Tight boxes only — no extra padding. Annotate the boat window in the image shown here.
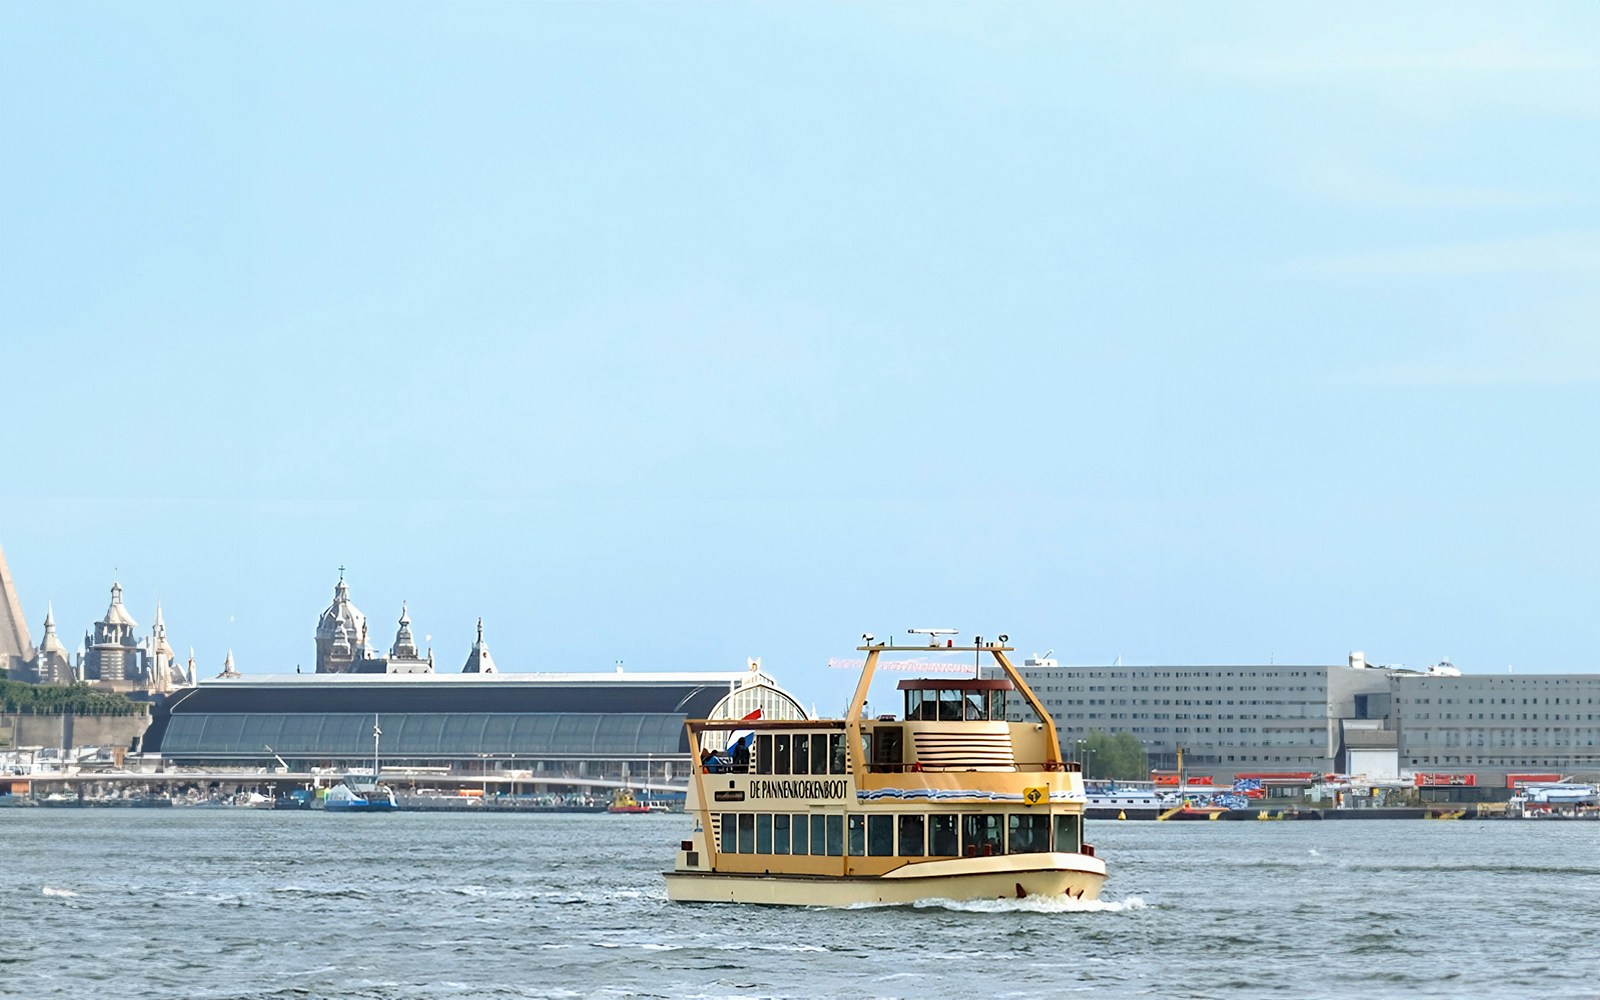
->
[829,734,847,775]
[1054,813,1082,853]
[773,813,791,854]
[897,814,925,857]
[870,726,904,771]
[757,734,773,775]
[756,814,772,854]
[793,734,810,775]
[937,691,963,722]
[962,814,1004,857]
[737,812,755,854]
[909,689,942,720]
[811,814,828,856]
[988,690,1007,720]
[965,691,986,720]
[847,815,866,856]
[811,734,828,775]
[929,814,959,856]
[1008,813,1050,854]
[790,812,808,855]
[774,734,791,774]
[867,814,894,856]
[825,814,844,856]
[720,813,737,855]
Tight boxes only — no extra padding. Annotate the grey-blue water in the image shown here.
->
[2,811,1596,999]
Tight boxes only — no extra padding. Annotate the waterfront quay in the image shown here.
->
[3,766,688,810]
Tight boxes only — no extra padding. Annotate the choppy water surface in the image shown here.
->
[3,811,1597,998]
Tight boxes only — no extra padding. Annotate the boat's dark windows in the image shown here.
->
[829,734,847,775]
[773,813,791,855]
[965,691,986,720]
[720,814,737,855]
[756,814,772,854]
[906,689,926,720]
[811,814,828,855]
[870,726,904,770]
[938,690,962,722]
[847,814,866,856]
[757,734,774,775]
[898,814,926,857]
[825,814,844,856]
[811,734,828,775]
[793,734,810,775]
[929,814,959,856]
[1008,812,1050,853]
[867,814,894,856]
[1054,813,1082,853]
[774,734,791,774]
[988,690,1007,720]
[962,814,1004,856]
[737,812,756,854]
[791,812,809,855]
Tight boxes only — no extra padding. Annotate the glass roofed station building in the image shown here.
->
[141,575,806,790]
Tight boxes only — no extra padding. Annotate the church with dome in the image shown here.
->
[313,572,494,674]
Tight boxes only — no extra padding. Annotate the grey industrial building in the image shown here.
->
[1002,655,1600,784]
[1390,672,1600,775]
[1002,655,1395,777]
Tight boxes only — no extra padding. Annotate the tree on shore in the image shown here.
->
[1071,730,1148,780]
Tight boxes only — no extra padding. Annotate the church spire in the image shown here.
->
[390,602,420,660]
[0,542,33,665]
[461,617,498,674]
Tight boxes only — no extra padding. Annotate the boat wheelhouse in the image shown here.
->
[664,634,1106,906]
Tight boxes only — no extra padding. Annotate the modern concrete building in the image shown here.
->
[1390,672,1600,779]
[999,654,1395,779]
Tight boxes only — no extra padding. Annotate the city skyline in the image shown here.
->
[3,3,1597,713]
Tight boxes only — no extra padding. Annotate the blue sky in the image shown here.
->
[2,2,1596,710]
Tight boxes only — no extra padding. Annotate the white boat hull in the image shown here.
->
[665,851,1106,906]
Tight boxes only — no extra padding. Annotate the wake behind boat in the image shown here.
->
[664,631,1107,906]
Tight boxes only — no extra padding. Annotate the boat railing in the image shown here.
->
[863,759,1081,774]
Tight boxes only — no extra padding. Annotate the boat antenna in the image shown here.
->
[373,714,382,777]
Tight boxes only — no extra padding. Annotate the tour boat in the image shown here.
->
[664,633,1106,906]
[607,788,653,814]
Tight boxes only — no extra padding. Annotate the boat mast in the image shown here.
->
[373,714,381,777]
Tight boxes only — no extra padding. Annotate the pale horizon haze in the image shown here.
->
[2,2,1597,710]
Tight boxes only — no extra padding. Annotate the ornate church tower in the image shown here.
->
[385,603,433,673]
[25,604,73,684]
[315,571,368,673]
[83,581,145,682]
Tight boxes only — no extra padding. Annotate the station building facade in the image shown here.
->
[145,666,805,787]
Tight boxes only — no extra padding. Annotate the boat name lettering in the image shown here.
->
[749,779,848,800]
